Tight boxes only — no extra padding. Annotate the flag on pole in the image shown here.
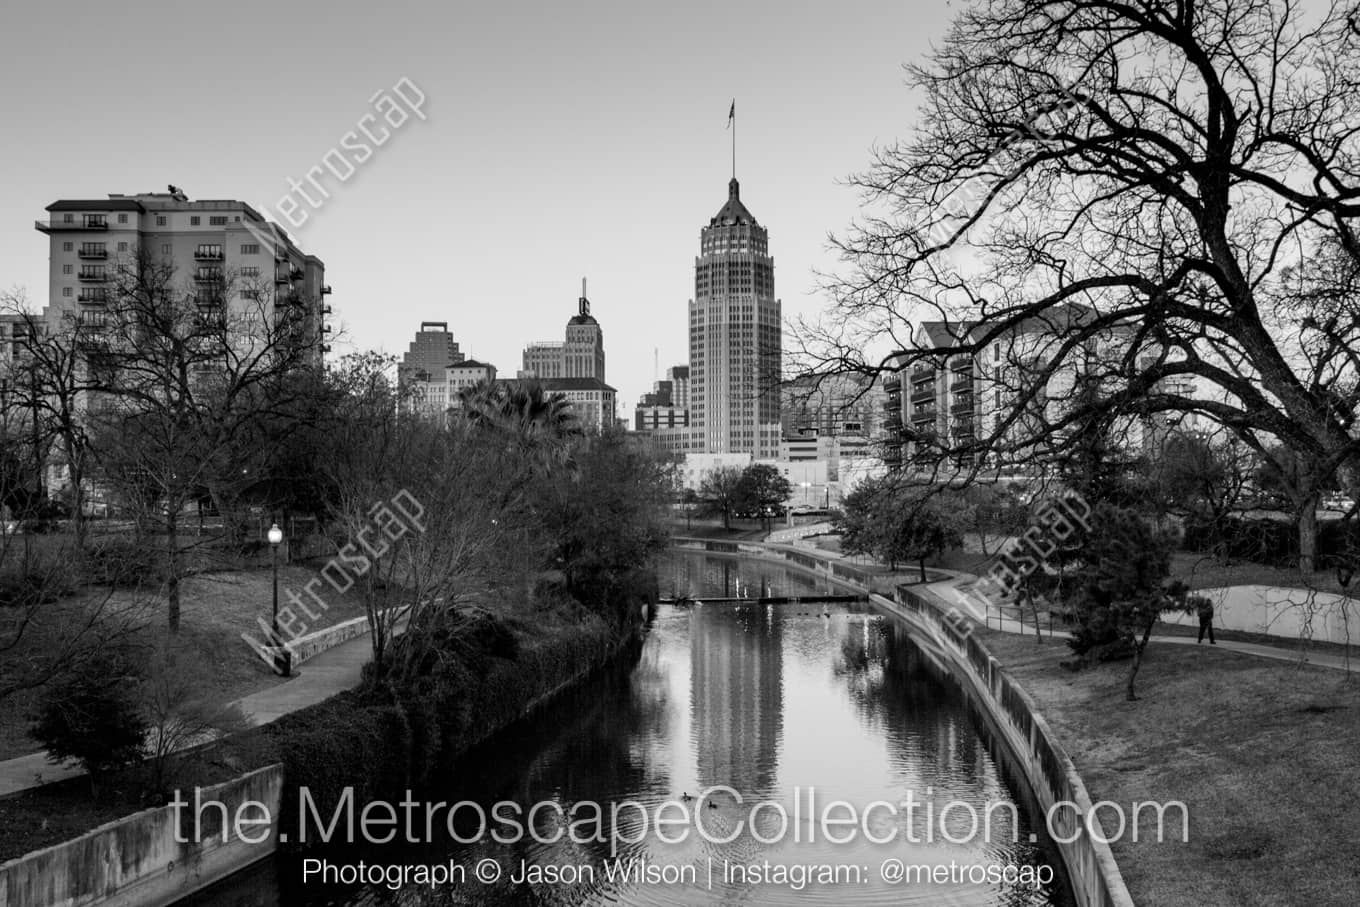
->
[727,100,735,129]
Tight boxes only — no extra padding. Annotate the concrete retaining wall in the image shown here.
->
[0,764,284,907]
[286,614,372,665]
[1161,584,1360,645]
[670,538,1132,907]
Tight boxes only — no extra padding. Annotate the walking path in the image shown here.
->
[779,537,1360,673]
[0,632,375,798]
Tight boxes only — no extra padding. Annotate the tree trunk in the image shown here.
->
[166,509,180,633]
[1126,620,1157,701]
[1299,502,1318,574]
[1126,644,1144,701]
[918,558,927,583]
[1026,586,1042,642]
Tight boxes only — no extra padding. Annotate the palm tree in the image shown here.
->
[458,379,579,472]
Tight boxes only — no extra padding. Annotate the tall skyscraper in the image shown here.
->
[689,179,781,457]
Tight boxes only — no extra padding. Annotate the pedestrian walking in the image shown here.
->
[1194,595,1216,645]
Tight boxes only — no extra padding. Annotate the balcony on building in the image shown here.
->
[883,374,901,393]
[951,395,974,414]
[194,269,223,283]
[77,268,107,282]
[910,384,935,405]
[320,285,332,295]
[77,245,108,259]
[911,361,935,378]
[194,247,224,261]
[36,215,108,232]
[950,370,974,392]
[77,289,108,304]
[289,266,305,281]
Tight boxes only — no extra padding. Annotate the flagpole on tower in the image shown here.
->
[727,99,736,179]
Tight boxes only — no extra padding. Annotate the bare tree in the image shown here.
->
[88,247,323,631]
[800,0,1360,570]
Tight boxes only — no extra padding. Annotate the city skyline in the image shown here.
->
[0,0,943,412]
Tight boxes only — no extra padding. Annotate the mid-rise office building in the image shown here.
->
[521,280,606,382]
[540,376,616,433]
[400,321,465,386]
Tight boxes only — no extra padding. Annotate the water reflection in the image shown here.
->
[185,557,1072,907]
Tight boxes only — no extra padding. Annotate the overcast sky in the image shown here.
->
[0,0,947,410]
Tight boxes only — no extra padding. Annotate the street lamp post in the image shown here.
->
[267,522,289,676]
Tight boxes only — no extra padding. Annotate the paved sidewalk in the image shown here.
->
[0,632,375,798]
[922,571,1359,672]
[773,536,1360,674]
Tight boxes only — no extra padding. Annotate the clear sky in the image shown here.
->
[0,0,945,410]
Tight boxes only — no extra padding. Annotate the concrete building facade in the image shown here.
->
[35,190,329,363]
[521,281,606,382]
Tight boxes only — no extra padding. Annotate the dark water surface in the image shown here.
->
[183,550,1073,906]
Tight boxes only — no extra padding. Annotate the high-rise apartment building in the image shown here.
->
[34,190,329,361]
[688,179,781,457]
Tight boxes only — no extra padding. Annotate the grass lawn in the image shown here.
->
[981,629,1360,906]
[1171,552,1353,596]
[0,563,370,762]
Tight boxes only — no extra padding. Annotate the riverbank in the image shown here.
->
[0,585,634,875]
[979,629,1360,907]
[692,537,1360,906]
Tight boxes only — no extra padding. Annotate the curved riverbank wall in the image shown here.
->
[671,538,1133,907]
[0,765,283,907]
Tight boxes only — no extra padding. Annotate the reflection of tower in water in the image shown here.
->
[689,603,783,799]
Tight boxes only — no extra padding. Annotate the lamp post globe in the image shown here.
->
[267,522,289,676]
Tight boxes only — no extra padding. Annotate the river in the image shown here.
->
[182,549,1073,906]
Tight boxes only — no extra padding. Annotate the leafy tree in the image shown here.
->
[837,476,962,581]
[534,430,675,629]
[30,647,146,796]
[698,465,745,530]
[1063,504,1189,700]
[734,463,793,531]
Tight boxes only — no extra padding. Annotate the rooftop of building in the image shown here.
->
[709,178,759,228]
[539,377,617,393]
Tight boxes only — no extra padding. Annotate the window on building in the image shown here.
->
[241,244,260,255]
[156,215,167,226]
[62,287,72,297]
[161,243,172,255]
[63,213,74,224]
[209,216,228,226]
[62,264,73,275]
[117,213,128,224]
[63,241,73,252]
[190,216,200,226]
[117,242,128,252]
[241,266,260,278]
